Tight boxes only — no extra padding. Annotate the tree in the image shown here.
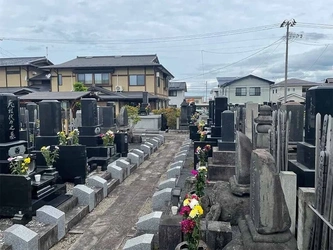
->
[71,82,88,117]
[123,105,141,142]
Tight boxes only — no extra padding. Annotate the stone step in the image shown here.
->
[65,205,89,233]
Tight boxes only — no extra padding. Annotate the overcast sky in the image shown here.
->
[1,0,333,97]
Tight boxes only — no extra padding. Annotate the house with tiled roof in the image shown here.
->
[271,78,320,103]
[42,54,174,112]
[0,56,53,94]
[168,81,187,107]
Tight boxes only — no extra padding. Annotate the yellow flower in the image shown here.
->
[21,170,25,173]
[24,158,31,164]
[41,146,46,150]
[198,166,207,172]
[21,162,25,167]
[194,205,203,215]
[189,208,198,218]
[183,198,190,206]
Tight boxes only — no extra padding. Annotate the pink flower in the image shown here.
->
[191,170,198,176]
[191,194,199,200]
[179,206,191,216]
[7,157,13,161]
[180,219,196,234]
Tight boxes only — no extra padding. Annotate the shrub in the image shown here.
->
[152,107,180,129]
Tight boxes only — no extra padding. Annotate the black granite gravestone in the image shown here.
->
[208,100,214,125]
[190,102,196,115]
[218,110,236,151]
[26,102,38,122]
[288,86,333,188]
[211,97,228,137]
[101,106,115,129]
[35,100,61,150]
[0,94,28,174]
[179,99,189,130]
[139,92,149,115]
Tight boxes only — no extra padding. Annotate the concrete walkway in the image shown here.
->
[51,133,186,250]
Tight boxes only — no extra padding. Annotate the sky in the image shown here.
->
[1,0,333,97]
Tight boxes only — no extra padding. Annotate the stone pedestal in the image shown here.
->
[208,147,235,181]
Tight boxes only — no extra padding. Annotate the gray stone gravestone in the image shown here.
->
[230,131,252,196]
[179,99,189,129]
[218,110,236,151]
[117,106,129,127]
[250,149,291,234]
[280,102,304,143]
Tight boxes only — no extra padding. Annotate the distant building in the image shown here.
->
[270,78,320,103]
[185,95,204,104]
[168,81,187,107]
[217,74,274,104]
[210,87,219,99]
[0,56,53,95]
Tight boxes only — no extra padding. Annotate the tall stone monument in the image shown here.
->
[179,99,189,130]
[211,97,228,138]
[0,94,27,174]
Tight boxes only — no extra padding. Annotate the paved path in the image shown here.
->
[51,134,186,250]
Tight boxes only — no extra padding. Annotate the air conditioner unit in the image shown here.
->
[156,72,160,78]
[115,85,123,92]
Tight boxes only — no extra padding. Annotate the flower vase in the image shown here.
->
[175,240,210,250]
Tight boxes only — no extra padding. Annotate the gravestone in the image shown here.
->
[250,149,291,234]
[106,102,116,124]
[288,86,333,188]
[117,106,129,127]
[230,131,252,196]
[139,92,149,115]
[208,100,214,125]
[0,94,27,173]
[211,97,228,137]
[26,102,38,122]
[218,110,236,151]
[81,98,98,127]
[100,106,115,129]
[245,102,259,140]
[280,102,304,142]
[35,100,62,150]
[179,99,189,130]
[190,102,196,115]
[253,105,272,149]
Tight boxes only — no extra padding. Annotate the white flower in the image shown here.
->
[189,198,199,209]
[198,166,207,171]
[55,146,59,150]
[16,156,24,160]
[46,146,50,150]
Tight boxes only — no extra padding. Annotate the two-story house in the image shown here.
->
[0,57,53,95]
[217,74,274,104]
[42,54,173,112]
[270,78,320,103]
[168,81,187,107]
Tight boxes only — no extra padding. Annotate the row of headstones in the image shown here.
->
[123,139,191,250]
[107,135,164,183]
[2,174,109,250]
[2,135,165,250]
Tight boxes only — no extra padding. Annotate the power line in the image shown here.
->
[173,37,283,81]
[307,44,329,70]
[0,24,280,45]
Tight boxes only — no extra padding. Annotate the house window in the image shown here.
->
[58,74,63,86]
[293,88,295,91]
[169,90,177,96]
[288,88,290,92]
[249,87,261,96]
[235,87,247,96]
[94,73,109,85]
[129,75,145,86]
[77,73,93,84]
[157,78,160,87]
[272,90,274,94]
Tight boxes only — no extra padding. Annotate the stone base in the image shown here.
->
[208,159,235,182]
[179,125,188,130]
[256,133,269,148]
[288,160,314,188]
[211,147,235,165]
[296,141,315,169]
[237,215,297,250]
[229,175,250,196]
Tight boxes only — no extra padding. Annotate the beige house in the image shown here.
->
[0,57,53,94]
[43,54,173,112]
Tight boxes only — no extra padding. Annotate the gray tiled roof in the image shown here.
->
[19,91,92,100]
[273,78,320,87]
[217,77,238,87]
[0,87,38,94]
[44,55,159,68]
[169,81,187,91]
[0,57,47,67]
[99,91,168,101]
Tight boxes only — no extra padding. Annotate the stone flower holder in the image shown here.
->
[175,240,210,250]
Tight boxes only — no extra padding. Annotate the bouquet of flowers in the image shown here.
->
[40,146,59,167]
[191,112,199,123]
[145,104,151,114]
[101,130,115,146]
[68,129,80,145]
[191,166,208,197]
[57,129,80,145]
[199,131,207,141]
[197,120,205,132]
[195,145,211,166]
[8,154,34,175]
[179,194,204,250]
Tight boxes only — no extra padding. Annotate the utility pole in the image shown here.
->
[280,19,296,103]
[201,50,207,102]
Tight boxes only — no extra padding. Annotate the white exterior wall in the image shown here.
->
[168,90,185,107]
[270,86,303,103]
[221,77,271,104]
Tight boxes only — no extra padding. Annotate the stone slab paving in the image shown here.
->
[51,133,186,250]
